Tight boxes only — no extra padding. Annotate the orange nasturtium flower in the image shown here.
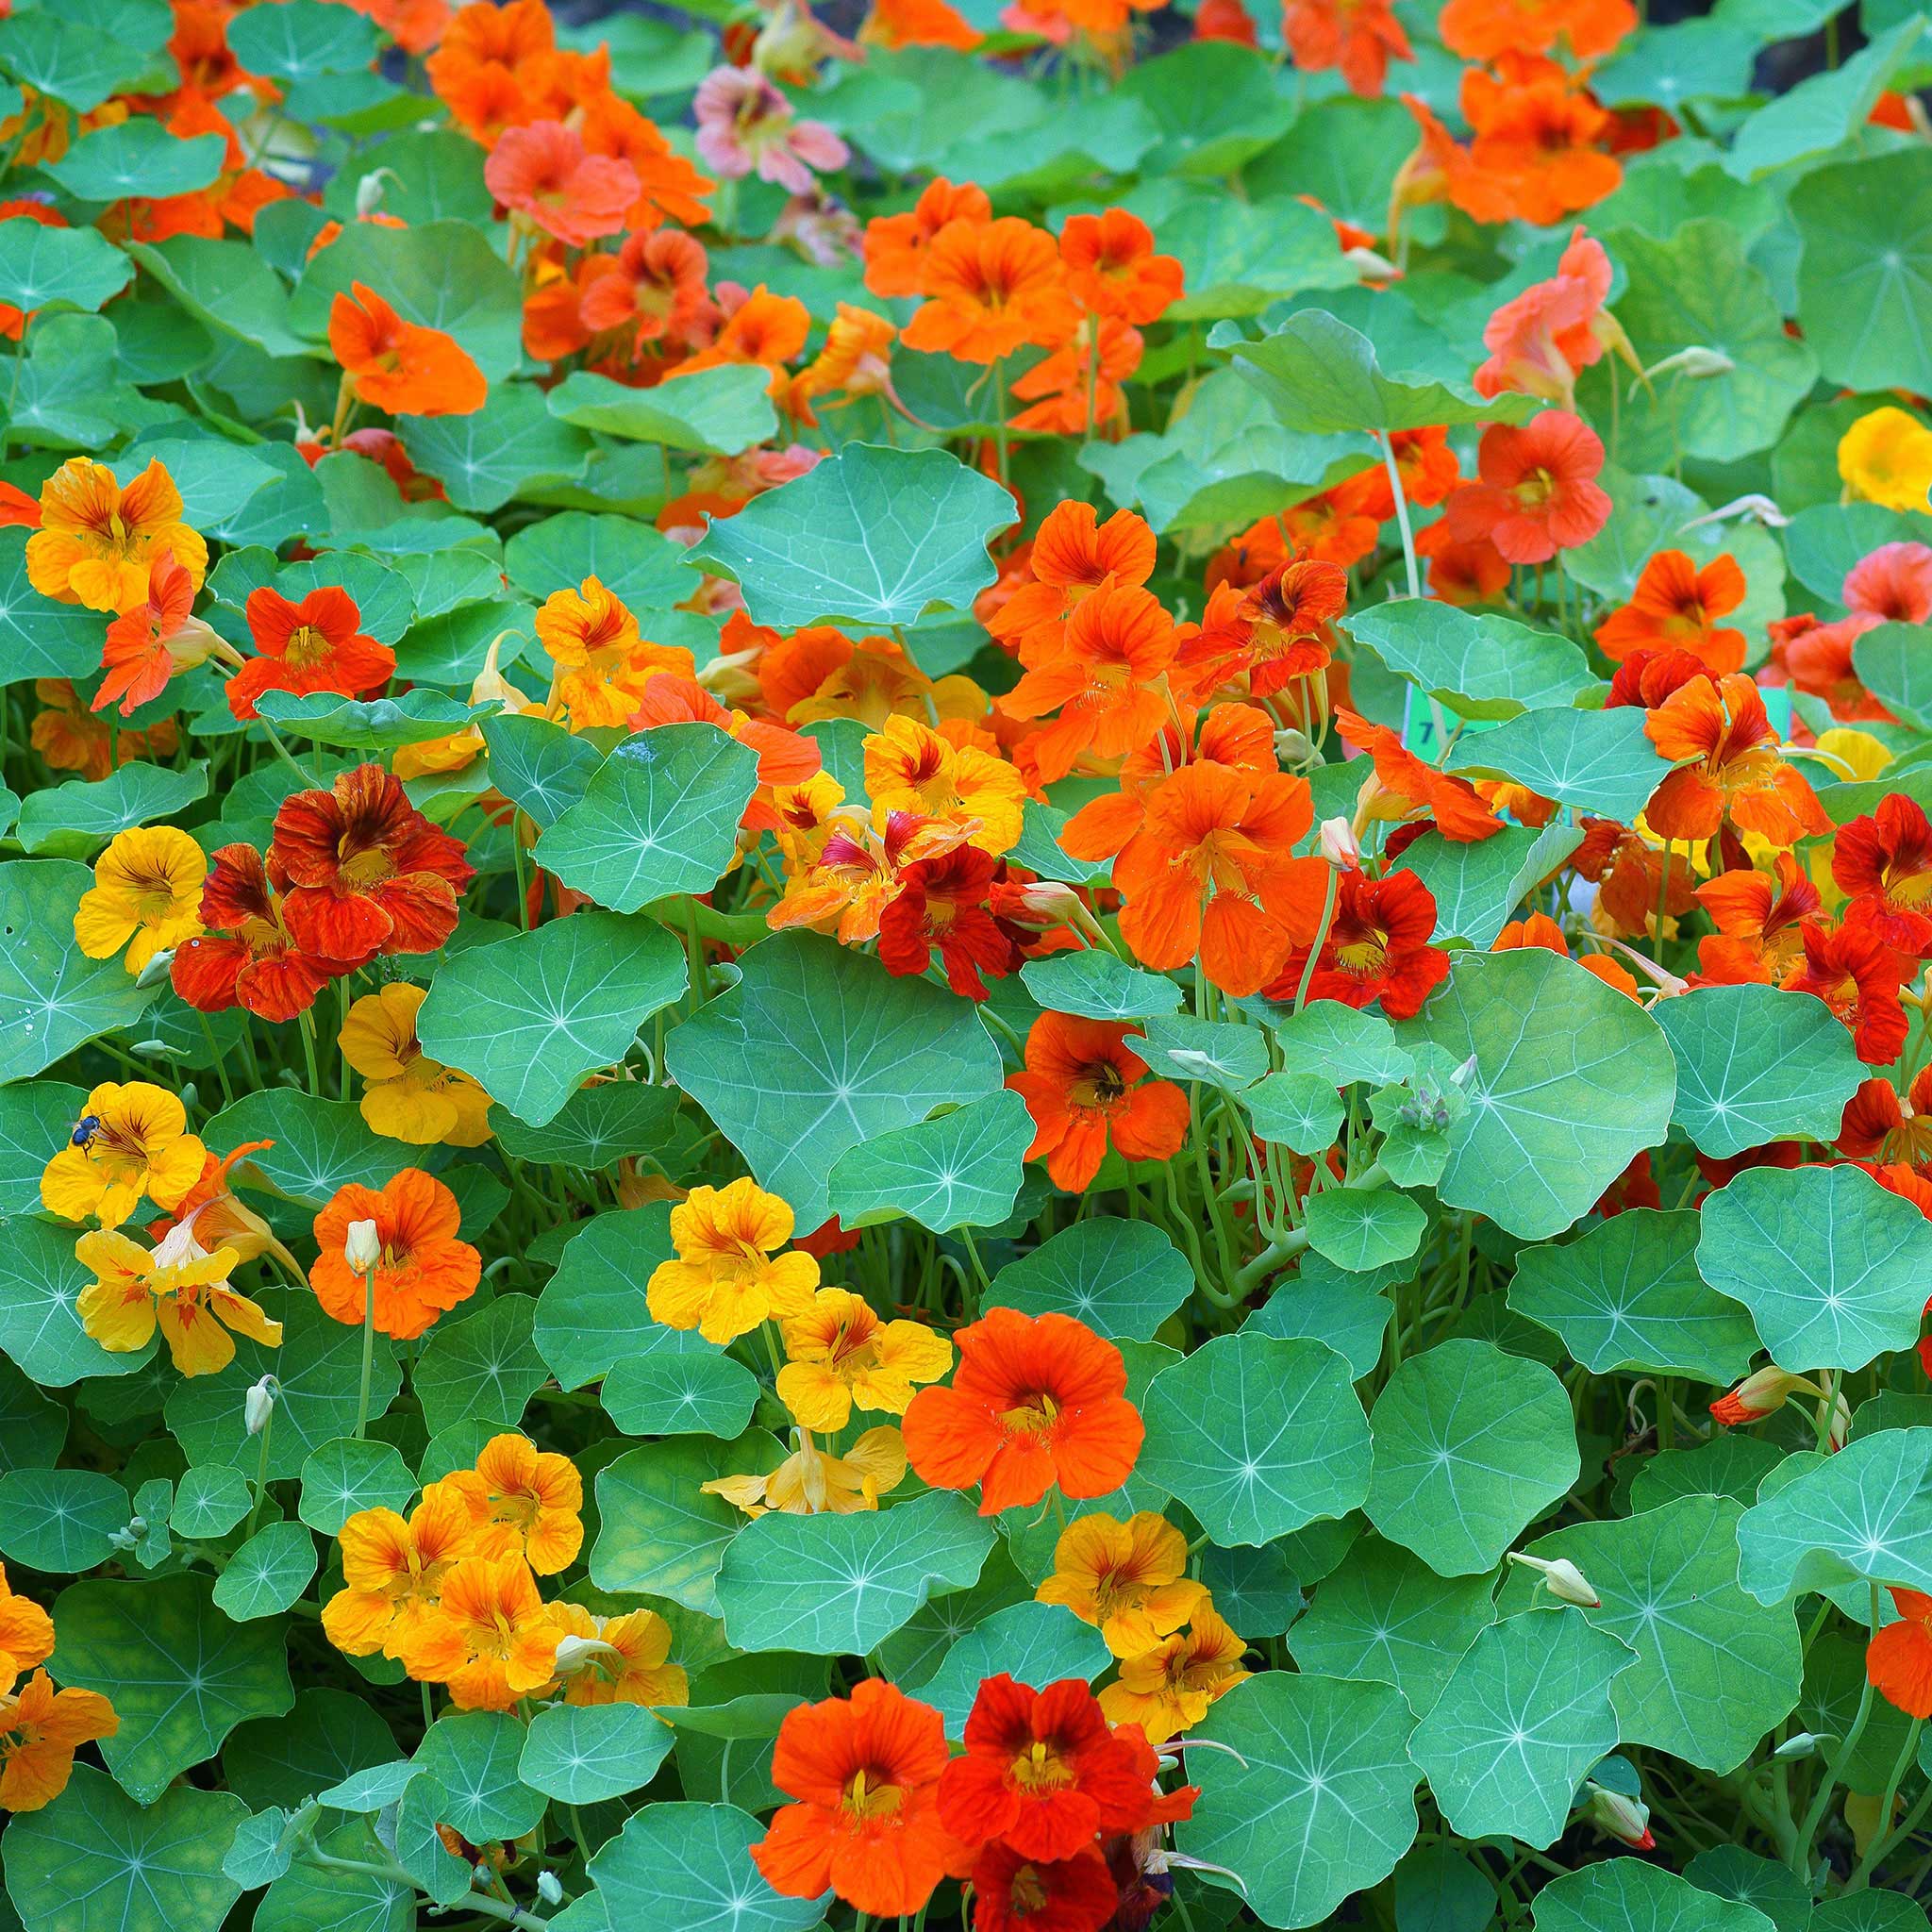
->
[647,1176,822,1343]
[1007,1012,1191,1192]
[75,1217,282,1375]
[445,1432,584,1575]
[339,982,492,1148]
[1098,1604,1252,1742]
[1642,673,1830,845]
[0,1672,118,1813]
[775,1289,954,1431]
[1036,1510,1208,1657]
[989,501,1158,662]
[41,1081,207,1229]
[1594,550,1748,673]
[533,575,697,730]
[397,1554,563,1712]
[72,825,207,975]
[0,1565,54,1688]
[768,806,972,943]
[329,281,488,417]
[322,1481,480,1658]
[1438,0,1635,60]
[753,1680,959,1918]
[1334,708,1505,843]
[550,1605,688,1708]
[1868,1589,1932,1718]
[1280,0,1413,97]
[25,457,208,615]
[902,1306,1145,1514]
[863,176,992,297]
[310,1169,483,1341]
[93,550,227,718]
[483,118,639,248]
[706,1426,909,1517]
[900,217,1077,363]
[862,715,1026,857]
[226,584,396,722]
[1058,208,1184,324]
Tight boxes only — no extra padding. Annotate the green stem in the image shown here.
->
[244,1402,274,1538]
[1790,1585,1884,1875]
[354,1263,378,1439]
[1293,869,1342,1012]
[1375,429,1422,601]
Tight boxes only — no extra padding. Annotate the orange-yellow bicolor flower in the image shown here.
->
[1097,1604,1251,1742]
[776,1289,954,1432]
[1035,1510,1208,1658]
[339,981,492,1147]
[322,1480,481,1658]
[704,1427,908,1517]
[444,1431,584,1575]
[72,826,207,974]
[646,1176,821,1343]
[0,1671,117,1812]
[862,714,1025,858]
[25,458,207,615]
[551,1605,690,1708]
[75,1217,281,1376]
[397,1553,563,1712]
[41,1082,207,1229]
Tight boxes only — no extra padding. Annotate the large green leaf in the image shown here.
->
[0,1766,247,1932]
[1737,1425,1932,1604]
[1408,1608,1636,1848]
[910,1599,1110,1732]
[604,1325,758,1439]
[0,1467,131,1572]
[45,120,224,201]
[0,1216,155,1389]
[1724,17,1922,177]
[1655,984,1867,1157]
[533,1205,676,1389]
[546,366,779,456]
[825,1091,1030,1233]
[1698,1161,1932,1372]
[418,911,687,1127]
[713,1489,995,1653]
[519,1702,676,1805]
[1176,1673,1419,1931]
[986,1216,1192,1341]
[416,1712,547,1841]
[1446,707,1670,823]
[397,382,592,511]
[1506,1494,1800,1774]
[1140,1334,1371,1547]
[1507,1208,1759,1382]
[691,443,1017,629]
[50,1576,292,1803]
[1792,147,1932,396]
[1396,951,1677,1241]
[1535,1861,1776,1932]
[412,1294,547,1439]
[0,217,130,315]
[1399,824,1585,952]
[534,725,759,914]
[667,932,1004,1233]
[1285,1535,1495,1717]
[1210,309,1540,435]
[225,0,379,79]
[0,527,102,679]
[1345,604,1591,721]
[17,760,210,859]
[0,859,158,1079]
[1366,1340,1579,1577]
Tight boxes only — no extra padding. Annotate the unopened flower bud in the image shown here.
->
[244,1375,279,1438]
[551,1634,621,1675]
[1316,817,1359,870]
[355,166,393,217]
[537,1872,564,1907]
[1581,1783,1653,1849]
[135,950,176,988]
[1507,1551,1600,1607]
[1645,344,1735,383]
[1272,727,1315,767]
[344,1219,382,1274]
[989,879,1081,929]
[1774,1732,1823,1760]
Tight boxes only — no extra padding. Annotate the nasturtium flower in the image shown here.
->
[33,676,178,781]
[692,65,849,195]
[903,1307,1143,1515]
[753,1680,960,1917]
[72,825,207,974]
[1642,673,1829,845]
[972,1842,1118,1932]
[532,575,697,730]
[75,1217,281,1376]
[0,1565,54,1690]
[329,281,487,417]
[550,1606,688,1708]
[339,982,492,1147]
[447,1432,583,1575]
[1443,410,1611,565]
[1839,1071,1932,1167]
[863,176,992,298]
[900,217,1076,364]
[25,457,207,615]
[1058,208,1183,324]
[705,1426,908,1516]
[397,1554,561,1711]
[322,1481,480,1658]
[0,1672,117,1813]
[876,848,1018,1000]
[768,805,973,946]
[484,118,639,247]
[1176,559,1347,700]
[1693,852,1819,984]
[41,1082,206,1229]
[1334,708,1503,843]
[775,1288,954,1431]
[988,501,1158,663]
[647,1176,821,1344]
[1008,1013,1191,1194]
[172,843,355,1024]
[1265,867,1451,1021]
[1833,791,1932,958]
[226,584,396,722]
[93,550,225,718]
[1840,407,1932,514]
[1868,1590,1932,1717]
[1782,921,1911,1067]
[310,1169,482,1341]
[1280,0,1412,96]
[1098,1605,1251,1742]
[1594,549,1748,674]
[1036,1511,1208,1659]
[863,714,1026,857]
[937,1674,1161,1861]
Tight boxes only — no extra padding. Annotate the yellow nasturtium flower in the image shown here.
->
[338,981,492,1147]
[25,457,207,615]
[1036,1510,1208,1657]
[703,1426,908,1517]
[72,824,206,974]
[75,1218,282,1376]
[40,1082,206,1228]
[1097,1603,1252,1742]
[646,1176,820,1343]
[1838,406,1932,514]
[775,1288,953,1431]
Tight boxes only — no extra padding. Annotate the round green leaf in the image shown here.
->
[1366,1340,1579,1577]
[1241,1070,1345,1156]
[825,1090,1029,1233]
[1175,1672,1420,1930]
[667,932,1003,1234]
[1396,950,1677,1241]
[561,1802,824,1932]
[691,443,1017,629]
[17,760,210,859]
[0,1467,128,1573]
[909,1600,1109,1732]
[1019,951,1182,1023]
[44,121,225,201]
[546,365,779,458]
[417,1711,548,1841]
[520,1702,676,1804]
[1249,1260,1394,1378]
[0,218,130,314]
[224,0,378,78]
[1685,1846,1813,1932]
[604,1325,759,1439]
[50,1575,292,1802]
[172,1464,253,1540]
[714,1488,995,1654]
[1140,1333,1371,1546]
[1698,1161,1932,1372]
[1304,1187,1427,1273]
[1655,984,1866,1157]
[211,1520,318,1622]
[1507,1207,1759,1382]
[413,1293,547,1440]
[0,1765,246,1932]
[1286,1534,1496,1717]
[1533,1861,1775,1932]
[987,1216,1192,1342]
[0,1215,155,1388]
[418,910,687,1128]
[298,1436,414,1535]
[1447,708,1669,824]
[253,1822,413,1932]
[1408,1608,1636,1848]
[1344,604,1591,723]
[398,382,592,511]
[503,509,697,608]
[534,1205,676,1390]
[493,1082,680,1169]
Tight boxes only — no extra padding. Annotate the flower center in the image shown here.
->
[1008,1740,1075,1791]
[285,625,332,669]
[842,1767,905,1821]
[1071,1060,1126,1109]
[1009,1865,1050,1915]
[1000,1392,1061,1437]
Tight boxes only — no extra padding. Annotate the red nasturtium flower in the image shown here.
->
[903,1307,1144,1514]
[1006,1013,1191,1192]
[226,585,396,721]
[172,844,355,1023]
[1593,549,1749,673]
[270,764,475,965]
[1780,921,1911,1068]
[753,1680,962,1915]
[973,1841,1119,1932]
[1176,558,1348,698]
[876,848,1016,998]
[310,1168,482,1341]
[329,281,488,417]
[1445,410,1610,564]
[1838,1071,1932,1166]
[1265,867,1451,1019]
[1334,708,1505,842]
[1834,791,1932,958]
[1868,1590,1932,1718]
